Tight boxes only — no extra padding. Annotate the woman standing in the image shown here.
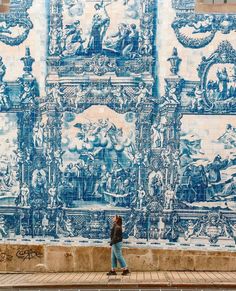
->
[107,215,130,276]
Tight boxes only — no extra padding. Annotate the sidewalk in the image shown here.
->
[1,272,236,289]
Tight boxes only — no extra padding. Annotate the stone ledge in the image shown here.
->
[0,244,236,272]
[0,0,10,13]
[195,3,236,13]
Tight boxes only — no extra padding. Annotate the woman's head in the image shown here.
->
[113,215,122,226]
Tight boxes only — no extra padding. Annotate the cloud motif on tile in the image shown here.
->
[64,0,85,16]
[125,0,140,19]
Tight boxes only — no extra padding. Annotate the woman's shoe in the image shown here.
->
[121,269,130,276]
[107,270,117,275]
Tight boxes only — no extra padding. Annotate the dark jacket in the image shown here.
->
[110,223,123,246]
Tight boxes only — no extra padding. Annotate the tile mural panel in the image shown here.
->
[0,0,235,249]
[0,113,19,198]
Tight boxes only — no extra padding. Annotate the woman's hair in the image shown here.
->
[115,215,122,226]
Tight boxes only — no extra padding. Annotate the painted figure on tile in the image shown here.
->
[153,117,167,148]
[74,159,85,200]
[112,85,127,109]
[105,23,129,54]
[148,170,164,197]
[63,20,85,56]
[32,168,47,197]
[206,155,228,184]
[162,83,180,106]
[190,86,205,112]
[49,28,59,56]
[0,57,6,82]
[48,184,57,208]
[63,216,74,237]
[193,165,207,201]
[0,83,10,110]
[122,24,139,58]
[0,216,7,238]
[20,183,30,206]
[150,226,159,240]
[164,185,175,210]
[135,82,151,108]
[217,68,229,100]
[42,213,49,236]
[33,121,45,148]
[87,1,111,54]
[75,85,86,106]
[204,64,236,110]
[184,220,196,240]
[151,123,161,148]
[54,149,65,167]
[137,186,145,209]
[47,83,64,106]
[105,23,139,58]
[19,79,37,104]
[218,124,236,148]
[222,177,236,200]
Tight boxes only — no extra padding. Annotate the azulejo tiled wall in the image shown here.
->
[0,0,235,250]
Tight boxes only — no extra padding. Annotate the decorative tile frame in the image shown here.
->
[0,0,33,45]
[0,48,39,238]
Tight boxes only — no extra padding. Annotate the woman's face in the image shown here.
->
[112,216,117,223]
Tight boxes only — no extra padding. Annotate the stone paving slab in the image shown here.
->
[1,272,236,289]
[4,289,236,291]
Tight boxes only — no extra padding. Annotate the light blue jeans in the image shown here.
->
[111,242,127,269]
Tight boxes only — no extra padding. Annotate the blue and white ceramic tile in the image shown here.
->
[0,0,236,249]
